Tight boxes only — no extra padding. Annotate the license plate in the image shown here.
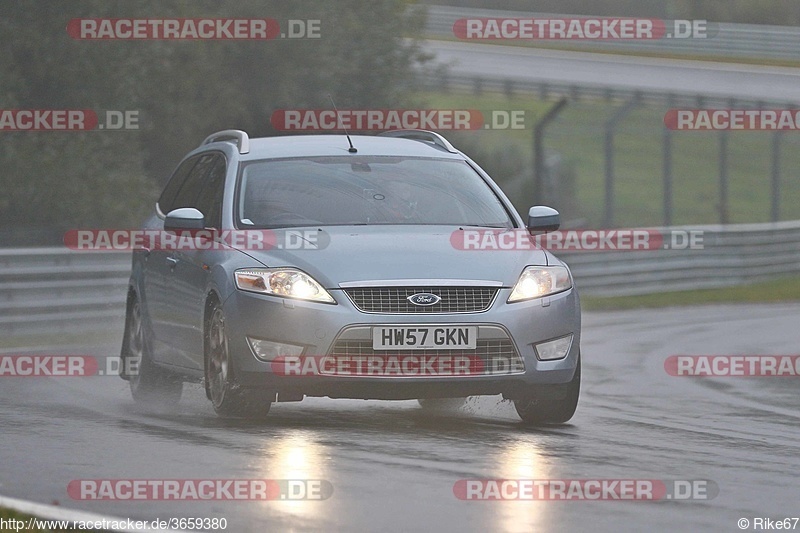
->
[372,326,477,350]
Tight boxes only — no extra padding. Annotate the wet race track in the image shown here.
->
[426,40,800,102]
[1,303,798,532]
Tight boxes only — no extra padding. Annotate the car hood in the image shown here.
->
[237,225,549,288]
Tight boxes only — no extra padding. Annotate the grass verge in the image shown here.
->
[581,275,800,310]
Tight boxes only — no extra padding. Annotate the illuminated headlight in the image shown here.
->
[535,334,573,361]
[247,337,304,362]
[235,268,336,304]
[508,266,572,303]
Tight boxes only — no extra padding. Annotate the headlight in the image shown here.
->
[508,266,572,303]
[235,268,336,304]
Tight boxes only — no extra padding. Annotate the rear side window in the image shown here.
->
[195,156,227,228]
[171,154,216,212]
[158,156,199,215]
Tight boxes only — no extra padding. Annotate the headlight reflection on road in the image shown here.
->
[496,440,551,533]
[259,431,328,518]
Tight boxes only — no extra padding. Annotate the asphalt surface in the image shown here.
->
[1,303,798,532]
[426,40,800,103]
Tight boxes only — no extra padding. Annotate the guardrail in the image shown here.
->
[563,220,800,296]
[424,5,800,62]
[0,248,130,336]
[418,71,782,107]
[1,220,798,335]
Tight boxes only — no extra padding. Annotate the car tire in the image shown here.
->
[514,355,580,425]
[417,398,467,411]
[124,297,182,405]
[205,302,272,419]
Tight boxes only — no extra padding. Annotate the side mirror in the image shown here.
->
[164,207,205,231]
[527,206,560,234]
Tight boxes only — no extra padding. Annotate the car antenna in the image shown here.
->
[328,94,357,153]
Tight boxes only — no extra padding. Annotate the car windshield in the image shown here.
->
[237,156,515,229]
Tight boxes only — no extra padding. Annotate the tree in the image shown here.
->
[0,0,429,244]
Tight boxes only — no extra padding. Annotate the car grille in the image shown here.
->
[323,339,524,376]
[344,287,498,314]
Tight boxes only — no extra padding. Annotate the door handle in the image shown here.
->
[166,256,179,268]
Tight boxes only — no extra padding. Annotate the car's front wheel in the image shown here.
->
[124,297,182,405]
[514,356,580,425]
[205,302,272,419]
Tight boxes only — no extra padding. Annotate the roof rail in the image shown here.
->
[377,129,458,153]
[201,129,250,154]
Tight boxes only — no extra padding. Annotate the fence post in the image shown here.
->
[604,95,639,227]
[532,98,569,209]
[719,130,729,224]
[663,95,675,226]
[772,130,782,222]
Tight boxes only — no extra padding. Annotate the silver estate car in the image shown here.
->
[120,129,581,424]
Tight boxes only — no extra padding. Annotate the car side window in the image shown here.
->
[195,155,226,229]
[170,154,216,213]
[157,156,199,215]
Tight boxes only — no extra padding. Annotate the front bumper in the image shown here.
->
[223,286,581,400]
